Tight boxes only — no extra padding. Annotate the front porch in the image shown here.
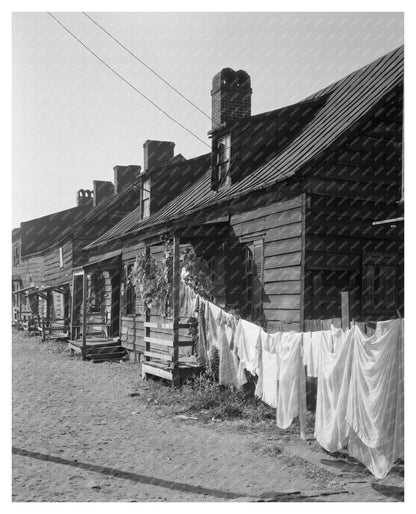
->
[69,250,127,362]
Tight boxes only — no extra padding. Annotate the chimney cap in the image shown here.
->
[143,139,175,148]
[211,68,251,95]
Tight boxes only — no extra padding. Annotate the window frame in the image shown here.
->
[242,238,264,321]
[216,134,231,186]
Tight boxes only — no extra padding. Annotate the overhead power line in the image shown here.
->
[82,11,212,121]
[47,12,210,149]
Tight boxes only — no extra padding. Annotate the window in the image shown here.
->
[59,246,64,268]
[242,239,264,320]
[142,178,151,219]
[216,134,231,185]
[362,253,399,315]
[124,264,136,315]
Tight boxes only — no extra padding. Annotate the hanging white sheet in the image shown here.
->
[346,319,404,479]
[276,332,307,439]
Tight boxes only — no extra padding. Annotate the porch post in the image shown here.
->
[46,290,51,321]
[172,233,180,387]
[82,271,88,360]
[70,274,76,340]
[19,292,22,330]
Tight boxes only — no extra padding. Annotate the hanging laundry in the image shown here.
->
[179,283,197,318]
[195,296,211,372]
[303,330,329,378]
[346,319,404,479]
[255,330,280,408]
[234,319,262,387]
[330,326,346,353]
[205,301,223,353]
[276,332,307,439]
[216,309,239,387]
[314,326,354,452]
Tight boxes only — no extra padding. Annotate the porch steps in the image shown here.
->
[68,338,128,363]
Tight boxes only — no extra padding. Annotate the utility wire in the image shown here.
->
[47,12,210,149]
[82,11,212,121]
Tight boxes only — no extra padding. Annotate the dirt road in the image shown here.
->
[12,331,402,502]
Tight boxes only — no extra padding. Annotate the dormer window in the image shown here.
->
[216,134,231,186]
[141,178,151,219]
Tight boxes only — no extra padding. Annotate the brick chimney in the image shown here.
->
[113,165,141,194]
[93,180,114,206]
[76,189,93,207]
[143,140,175,172]
[211,68,252,131]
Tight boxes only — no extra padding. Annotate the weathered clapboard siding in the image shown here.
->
[303,87,403,321]
[306,177,401,203]
[308,196,401,221]
[306,251,361,271]
[43,241,73,285]
[120,314,145,354]
[264,267,301,282]
[232,208,301,237]
[264,238,302,257]
[263,308,300,323]
[229,195,303,327]
[119,245,145,356]
[268,321,300,332]
[305,234,402,255]
[264,281,301,295]
[264,252,302,269]
[17,254,45,288]
[263,294,300,310]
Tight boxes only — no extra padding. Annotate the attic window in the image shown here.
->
[141,178,151,219]
[216,134,231,186]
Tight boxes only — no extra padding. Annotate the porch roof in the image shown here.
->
[81,249,122,271]
[26,280,70,296]
[12,285,36,295]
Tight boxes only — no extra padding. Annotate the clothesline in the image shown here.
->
[188,291,404,480]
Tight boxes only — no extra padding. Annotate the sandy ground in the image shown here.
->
[12,330,403,502]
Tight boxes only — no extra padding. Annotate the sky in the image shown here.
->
[12,11,404,227]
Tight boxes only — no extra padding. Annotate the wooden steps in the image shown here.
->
[68,338,128,363]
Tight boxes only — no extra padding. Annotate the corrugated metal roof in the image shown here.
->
[87,45,403,249]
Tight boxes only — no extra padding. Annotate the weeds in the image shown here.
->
[142,372,276,424]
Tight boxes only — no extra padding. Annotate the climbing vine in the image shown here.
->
[129,241,213,316]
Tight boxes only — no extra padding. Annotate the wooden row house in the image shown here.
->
[12,165,143,335]
[13,46,403,381]
[81,45,403,380]
[12,202,92,329]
